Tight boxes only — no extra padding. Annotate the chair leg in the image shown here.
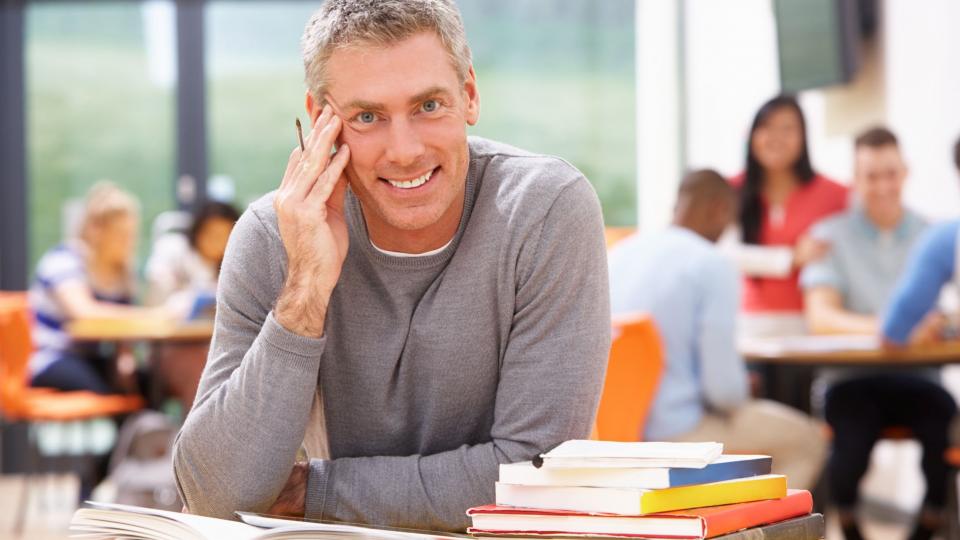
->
[12,424,36,537]
[946,466,960,540]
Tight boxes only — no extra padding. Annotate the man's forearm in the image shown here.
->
[173,312,325,519]
[303,440,542,531]
[274,264,332,338]
[808,306,878,335]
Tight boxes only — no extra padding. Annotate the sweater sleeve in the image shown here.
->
[303,176,612,531]
[882,221,959,344]
[173,205,327,519]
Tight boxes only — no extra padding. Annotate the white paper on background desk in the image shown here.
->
[738,334,880,356]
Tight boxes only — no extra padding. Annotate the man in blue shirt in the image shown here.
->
[609,169,826,490]
[882,136,960,345]
[800,128,956,540]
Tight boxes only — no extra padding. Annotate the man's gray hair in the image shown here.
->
[301,0,473,103]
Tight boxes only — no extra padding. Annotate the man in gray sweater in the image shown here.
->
[172,0,611,532]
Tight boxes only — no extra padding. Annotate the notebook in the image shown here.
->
[537,440,724,469]
[501,455,771,490]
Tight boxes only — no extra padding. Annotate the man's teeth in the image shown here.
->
[386,169,434,189]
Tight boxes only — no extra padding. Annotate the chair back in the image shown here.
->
[604,227,636,249]
[0,292,33,417]
[593,313,664,442]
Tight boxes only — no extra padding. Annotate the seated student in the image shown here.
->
[800,128,956,540]
[726,95,848,338]
[608,169,827,490]
[30,182,169,395]
[145,201,240,318]
[882,135,960,346]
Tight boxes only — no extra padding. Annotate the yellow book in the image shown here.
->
[495,474,787,516]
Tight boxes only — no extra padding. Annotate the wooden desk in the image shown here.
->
[67,318,214,343]
[67,318,214,411]
[739,335,960,413]
[741,335,960,366]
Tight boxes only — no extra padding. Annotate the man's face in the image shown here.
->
[854,144,907,222]
[317,32,479,240]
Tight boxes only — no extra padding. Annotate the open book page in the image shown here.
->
[238,512,470,539]
[72,503,469,540]
[72,502,262,540]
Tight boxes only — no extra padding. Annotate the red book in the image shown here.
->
[466,489,812,539]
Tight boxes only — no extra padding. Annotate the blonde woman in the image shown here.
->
[29,182,166,394]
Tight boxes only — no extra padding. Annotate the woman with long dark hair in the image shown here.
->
[730,95,847,336]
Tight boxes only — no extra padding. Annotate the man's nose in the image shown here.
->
[384,117,426,168]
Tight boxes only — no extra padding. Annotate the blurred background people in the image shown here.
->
[799,128,956,540]
[609,169,826,489]
[29,182,168,395]
[145,201,240,319]
[882,134,960,347]
[728,95,848,338]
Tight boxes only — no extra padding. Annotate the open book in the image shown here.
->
[70,502,468,539]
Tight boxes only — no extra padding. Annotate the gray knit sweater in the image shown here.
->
[173,137,611,531]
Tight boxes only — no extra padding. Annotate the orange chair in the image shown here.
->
[0,292,143,535]
[604,227,636,250]
[592,313,664,442]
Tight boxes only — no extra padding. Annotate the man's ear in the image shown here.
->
[305,91,323,124]
[463,66,480,126]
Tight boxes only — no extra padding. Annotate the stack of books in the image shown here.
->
[466,440,824,540]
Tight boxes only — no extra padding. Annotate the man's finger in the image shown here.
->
[291,116,342,200]
[305,114,342,174]
[309,144,350,204]
[279,146,302,190]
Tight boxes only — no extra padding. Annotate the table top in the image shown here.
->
[740,334,960,365]
[67,317,214,342]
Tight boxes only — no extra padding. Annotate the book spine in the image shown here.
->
[669,457,773,487]
[709,514,824,540]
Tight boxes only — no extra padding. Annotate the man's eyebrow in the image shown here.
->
[332,86,453,113]
[342,99,386,112]
[409,86,452,104]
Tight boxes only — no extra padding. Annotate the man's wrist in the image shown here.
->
[275,265,333,338]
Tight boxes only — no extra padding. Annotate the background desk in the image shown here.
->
[740,336,960,412]
[68,318,214,411]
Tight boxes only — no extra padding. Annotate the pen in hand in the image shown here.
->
[295,117,305,152]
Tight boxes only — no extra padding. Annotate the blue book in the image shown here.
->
[499,455,772,490]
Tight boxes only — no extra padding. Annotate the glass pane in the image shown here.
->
[206,1,317,207]
[26,1,177,270]
[207,1,636,226]
[461,0,637,226]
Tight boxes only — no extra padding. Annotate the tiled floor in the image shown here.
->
[0,474,77,539]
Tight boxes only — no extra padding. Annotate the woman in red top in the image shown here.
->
[730,95,847,336]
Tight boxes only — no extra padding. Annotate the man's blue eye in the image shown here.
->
[357,111,376,124]
[421,100,439,113]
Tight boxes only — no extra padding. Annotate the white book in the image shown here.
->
[538,440,724,469]
[501,454,772,489]
[70,502,466,539]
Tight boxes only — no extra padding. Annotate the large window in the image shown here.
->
[25,1,176,269]
[206,1,317,207]
[461,0,637,226]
